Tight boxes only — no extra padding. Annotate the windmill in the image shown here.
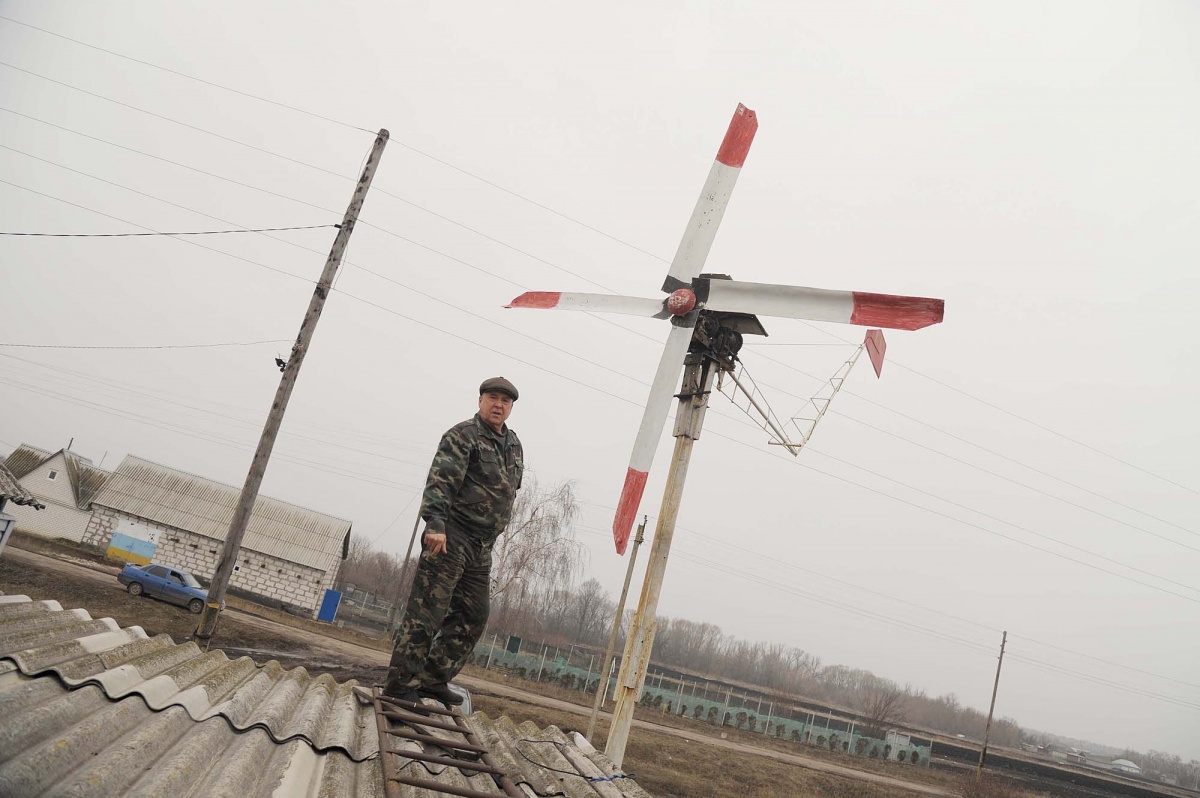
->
[506,103,944,764]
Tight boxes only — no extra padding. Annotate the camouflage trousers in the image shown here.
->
[385,529,492,692]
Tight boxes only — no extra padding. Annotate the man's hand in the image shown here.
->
[424,531,448,556]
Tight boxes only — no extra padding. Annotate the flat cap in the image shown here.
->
[479,376,519,401]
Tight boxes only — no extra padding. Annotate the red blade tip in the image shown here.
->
[613,468,649,555]
[716,103,758,168]
[506,291,561,309]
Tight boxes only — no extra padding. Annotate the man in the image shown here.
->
[384,377,524,705]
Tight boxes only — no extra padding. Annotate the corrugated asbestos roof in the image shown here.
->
[91,455,351,573]
[3,445,52,481]
[0,594,379,760]
[1,445,110,510]
[0,593,654,798]
[0,464,45,509]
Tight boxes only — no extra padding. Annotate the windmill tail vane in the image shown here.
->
[506,103,945,554]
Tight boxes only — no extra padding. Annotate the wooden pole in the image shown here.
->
[977,631,1008,781]
[195,129,390,644]
[605,354,715,766]
[585,516,647,742]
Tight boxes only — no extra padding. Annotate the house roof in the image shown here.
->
[2,444,52,480]
[2,445,111,510]
[0,464,44,510]
[90,455,351,573]
[0,592,652,797]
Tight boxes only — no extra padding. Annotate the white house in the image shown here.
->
[2,445,111,544]
[83,455,351,616]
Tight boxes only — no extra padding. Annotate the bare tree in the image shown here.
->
[860,684,908,739]
[490,474,586,631]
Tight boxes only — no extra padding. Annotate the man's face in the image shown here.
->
[478,391,514,432]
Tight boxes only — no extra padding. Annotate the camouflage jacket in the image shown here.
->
[420,413,524,541]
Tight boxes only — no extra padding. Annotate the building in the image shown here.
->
[1111,758,1142,775]
[83,455,351,616]
[1,462,45,558]
[2,445,111,544]
[0,591,652,797]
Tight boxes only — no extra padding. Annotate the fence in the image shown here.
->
[471,635,930,766]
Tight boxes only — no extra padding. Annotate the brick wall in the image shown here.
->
[85,505,329,615]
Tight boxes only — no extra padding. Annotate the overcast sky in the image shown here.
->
[1,0,1197,760]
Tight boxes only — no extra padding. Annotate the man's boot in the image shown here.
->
[417,683,464,706]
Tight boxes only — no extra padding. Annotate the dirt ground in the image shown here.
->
[1,536,1168,798]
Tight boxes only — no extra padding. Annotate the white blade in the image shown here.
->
[506,291,666,318]
[612,321,694,553]
[704,279,945,331]
[661,104,759,293]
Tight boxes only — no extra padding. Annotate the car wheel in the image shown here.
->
[128,582,144,596]
[188,598,204,614]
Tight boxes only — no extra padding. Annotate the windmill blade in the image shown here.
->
[704,279,945,331]
[506,291,667,318]
[661,103,759,293]
[612,320,695,554]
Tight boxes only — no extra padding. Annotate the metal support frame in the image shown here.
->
[776,339,867,450]
[371,687,524,798]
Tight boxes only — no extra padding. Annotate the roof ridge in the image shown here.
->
[114,454,353,526]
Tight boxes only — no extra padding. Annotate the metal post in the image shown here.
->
[977,631,1008,781]
[537,646,548,682]
[605,356,715,767]
[195,129,389,643]
[585,517,647,742]
[485,633,498,669]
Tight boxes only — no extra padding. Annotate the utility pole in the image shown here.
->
[606,353,716,766]
[585,515,647,743]
[387,514,424,639]
[195,129,390,644]
[977,630,1008,781]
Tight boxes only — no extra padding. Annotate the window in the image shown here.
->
[146,566,168,578]
[47,470,58,481]
[169,573,185,585]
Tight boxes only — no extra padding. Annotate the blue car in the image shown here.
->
[117,563,217,614]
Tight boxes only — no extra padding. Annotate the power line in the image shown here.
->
[701,425,1200,605]
[831,411,1200,551]
[0,224,337,237]
[0,375,424,494]
[0,362,434,473]
[18,48,1176,510]
[0,108,342,216]
[0,340,290,350]
[8,167,1194,603]
[784,320,1200,498]
[0,61,355,182]
[385,141,669,265]
[7,118,1190,604]
[675,522,1200,692]
[838,390,1200,540]
[0,14,375,134]
[573,522,1200,711]
[0,351,437,456]
[0,178,314,284]
[673,548,1200,712]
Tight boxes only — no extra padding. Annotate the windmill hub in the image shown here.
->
[666,288,697,316]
